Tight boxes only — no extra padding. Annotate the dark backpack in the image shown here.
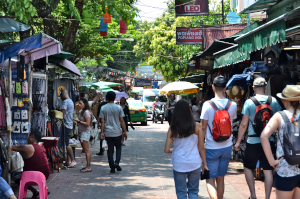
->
[249,96,273,137]
[208,100,232,142]
[279,111,300,166]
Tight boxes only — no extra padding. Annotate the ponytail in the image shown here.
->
[290,101,300,126]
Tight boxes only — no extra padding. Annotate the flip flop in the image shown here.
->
[80,168,92,173]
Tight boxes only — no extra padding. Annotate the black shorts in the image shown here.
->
[243,142,275,170]
[275,172,300,191]
[64,127,72,146]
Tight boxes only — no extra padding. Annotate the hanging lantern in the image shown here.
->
[104,7,112,23]
[100,16,108,36]
[120,20,127,34]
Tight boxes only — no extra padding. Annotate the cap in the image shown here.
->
[253,77,267,87]
[213,76,227,87]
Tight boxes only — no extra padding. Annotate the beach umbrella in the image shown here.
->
[160,81,200,95]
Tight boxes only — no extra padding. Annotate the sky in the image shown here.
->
[134,0,169,22]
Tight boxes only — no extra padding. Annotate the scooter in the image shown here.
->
[154,104,164,124]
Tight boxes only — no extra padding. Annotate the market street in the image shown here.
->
[13,122,275,199]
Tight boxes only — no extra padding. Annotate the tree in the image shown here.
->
[133,0,249,82]
[0,0,138,64]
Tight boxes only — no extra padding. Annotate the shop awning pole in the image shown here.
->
[8,57,12,185]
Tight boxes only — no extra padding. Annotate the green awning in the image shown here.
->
[199,40,235,58]
[213,45,250,68]
[49,51,75,61]
[239,0,279,14]
[286,24,300,37]
[235,14,287,54]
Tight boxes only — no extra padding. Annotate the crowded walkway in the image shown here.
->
[11,122,275,199]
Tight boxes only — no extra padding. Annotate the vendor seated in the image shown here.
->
[11,129,50,198]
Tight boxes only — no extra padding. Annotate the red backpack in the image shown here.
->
[250,95,273,137]
[208,100,233,142]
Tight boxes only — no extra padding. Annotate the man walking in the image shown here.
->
[57,89,76,168]
[100,91,128,173]
[235,77,281,199]
[152,96,161,123]
[200,76,237,199]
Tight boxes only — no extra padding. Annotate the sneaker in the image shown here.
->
[115,164,122,171]
[110,168,115,173]
[96,151,104,155]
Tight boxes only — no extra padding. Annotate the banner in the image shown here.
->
[175,0,209,16]
[135,79,152,87]
[176,27,203,45]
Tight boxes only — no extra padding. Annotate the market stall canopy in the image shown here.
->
[50,59,82,76]
[102,88,119,93]
[213,45,250,68]
[93,81,121,88]
[0,33,61,64]
[239,0,279,14]
[160,81,200,95]
[0,17,30,32]
[234,14,287,54]
[49,51,74,61]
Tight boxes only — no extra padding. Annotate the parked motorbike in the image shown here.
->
[154,104,164,124]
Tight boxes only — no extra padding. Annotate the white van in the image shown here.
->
[141,89,168,120]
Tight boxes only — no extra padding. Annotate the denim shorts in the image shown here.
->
[79,132,90,142]
[64,127,72,146]
[206,146,232,179]
[0,177,14,198]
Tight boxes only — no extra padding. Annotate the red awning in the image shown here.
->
[203,23,248,49]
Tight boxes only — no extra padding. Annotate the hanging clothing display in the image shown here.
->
[0,81,6,128]
[52,79,74,109]
[227,86,244,113]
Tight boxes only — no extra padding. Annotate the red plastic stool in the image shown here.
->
[18,171,48,199]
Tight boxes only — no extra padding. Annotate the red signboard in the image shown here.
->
[176,27,203,45]
[175,0,209,16]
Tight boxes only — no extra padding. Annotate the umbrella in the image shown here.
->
[115,92,129,101]
[92,81,121,89]
[226,74,251,88]
[160,81,200,95]
[102,88,119,93]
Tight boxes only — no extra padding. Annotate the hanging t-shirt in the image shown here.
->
[200,98,237,149]
[242,94,282,144]
[52,79,73,109]
[227,88,243,113]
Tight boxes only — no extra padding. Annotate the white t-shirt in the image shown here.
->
[200,98,237,149]
[192,105,201,121]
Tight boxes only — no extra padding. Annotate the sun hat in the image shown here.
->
[253,77,267,87]
[277,85,300,101]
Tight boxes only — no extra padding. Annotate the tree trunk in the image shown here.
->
[62,0,84,52]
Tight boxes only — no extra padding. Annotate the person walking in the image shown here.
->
[234,77,282,199]
[120,97,132,146]
[152,96,161,123]
[261,85,300,199]
[165,100,208,199]
[57,89,76,168]
[191,97,201,123]
[200,76,237,199]
[74,98,92,172]
[166,93,176,125]
[100,91,128,173]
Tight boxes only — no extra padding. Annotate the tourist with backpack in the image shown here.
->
[261,85,300,199]
[200,76,237,199]
[234,77,281,199]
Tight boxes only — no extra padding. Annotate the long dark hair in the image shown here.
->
[170,100,196,138]
[79,97,90,117]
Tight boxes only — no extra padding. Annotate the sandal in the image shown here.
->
[80,167,92,172]
[68,162,77,168]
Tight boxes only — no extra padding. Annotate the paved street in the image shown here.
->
[16,122,275,199]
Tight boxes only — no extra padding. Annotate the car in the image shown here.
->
[127,99,147,126]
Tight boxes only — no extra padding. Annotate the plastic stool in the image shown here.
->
[18,171,48,199]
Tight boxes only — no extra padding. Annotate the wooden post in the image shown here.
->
[45,56,48,136]
[28,61,33,129]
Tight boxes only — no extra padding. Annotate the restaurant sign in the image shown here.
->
[176,27,203,45]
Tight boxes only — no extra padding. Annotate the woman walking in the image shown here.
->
[166,93,176,125]
[120,97,132,146]
[74,98,92,172]
[165,100,208,199]
[261,85,300,199]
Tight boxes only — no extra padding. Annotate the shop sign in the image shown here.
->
[175,0,209,16]
[176,27,203,45]
[135,79,152,87]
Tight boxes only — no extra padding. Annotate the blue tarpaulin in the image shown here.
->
[226,74,251,88]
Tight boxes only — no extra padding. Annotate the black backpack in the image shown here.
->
[249,96,273,137]
[279,111,300,166]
